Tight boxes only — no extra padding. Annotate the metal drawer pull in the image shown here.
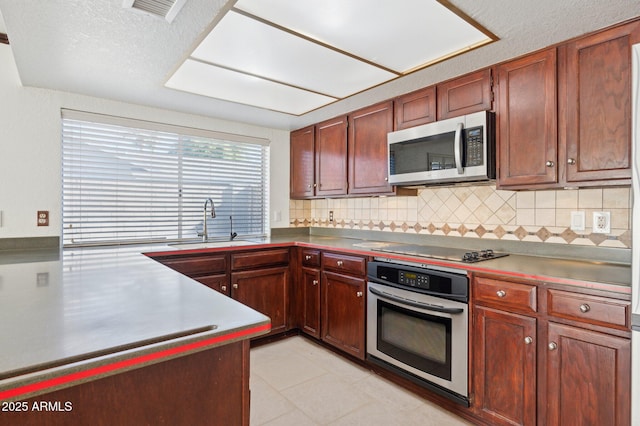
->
[221,285,227,291]
[567,158,576,165]
[312,280,318,286]
[579,303,590,313]
[337,260,344,266]
[496,290,506,298]
[548,342,557,351]
[233,283,238,289]
[356,291,363,297]
[305,255,312,260]
[546,160,555,167]
[524,336,533,345]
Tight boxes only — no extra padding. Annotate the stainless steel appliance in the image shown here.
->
[367,259,469,405]
[387,110,495,186]
[631,42,639,425]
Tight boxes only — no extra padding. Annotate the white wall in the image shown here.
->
[0,44,290,240]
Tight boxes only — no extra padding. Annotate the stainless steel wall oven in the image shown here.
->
[367,259,469,406]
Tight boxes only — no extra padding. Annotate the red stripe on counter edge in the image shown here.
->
[0,323,271,401]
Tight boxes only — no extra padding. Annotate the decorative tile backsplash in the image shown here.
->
[289,184,632,248]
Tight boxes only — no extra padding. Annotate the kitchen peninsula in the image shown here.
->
[0,246,270,425]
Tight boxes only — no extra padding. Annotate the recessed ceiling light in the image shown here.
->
[165,0,497,115]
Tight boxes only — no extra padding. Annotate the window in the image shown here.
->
[62,110,269,247]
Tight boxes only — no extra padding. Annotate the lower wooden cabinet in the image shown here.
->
[545,322,631,425]
[472,306,537,426]
[471,273,631,426]
[231,266,289,336]
[300,266,321,339]
[321,270,366,360]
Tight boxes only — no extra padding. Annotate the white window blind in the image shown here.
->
[62,110,269,247]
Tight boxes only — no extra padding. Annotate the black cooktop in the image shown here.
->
[372,244,508,263]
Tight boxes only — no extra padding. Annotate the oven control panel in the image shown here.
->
[398,270,430,289]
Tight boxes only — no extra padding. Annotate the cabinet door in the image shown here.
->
[321,271,366,359]
[196,274,230,296]
[496,48,558,187]
[472,306,537,426]
[290,125,316,199]
[437,68,492,120]
[394,86,436,130]
[562,21,640,184]
[301,266,321,339]
[546,322,630,426]
[231,266,289,336]
[315,116,348,196]
[348,101,394,195]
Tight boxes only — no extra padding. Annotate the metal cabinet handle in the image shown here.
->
[233,283,238,289]
[384,177,388,181]
[356,291,363,297]
[548,342,558,351]
[312,280,318,286]
[567,158,576,165]
[496,290,506,298]
[313,183,317,188]
[579,303,590,313]
[524,336,533,345]
[305,255,312,260]
[307,184,312,188]
[546,160,555,167]
[337,260,344,267]
[221,285,227,291]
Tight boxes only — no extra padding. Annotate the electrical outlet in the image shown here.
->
[329,211,334,222]
[37,211,49,227]
[592,211,610,234]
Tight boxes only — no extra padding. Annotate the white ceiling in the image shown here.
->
[0,0,639,130]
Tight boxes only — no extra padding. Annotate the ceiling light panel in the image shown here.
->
[191,11,397,98]
[166,59,337,115]
[234,0,495,73]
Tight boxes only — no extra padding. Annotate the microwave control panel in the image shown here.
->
[465,127,484,166]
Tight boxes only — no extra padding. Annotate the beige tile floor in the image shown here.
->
[249,336,474,426]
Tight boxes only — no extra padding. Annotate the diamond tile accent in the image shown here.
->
[536,227,551,242]
[458,224,468,236]
[588,233,607,246]
[494,225,506,239]
[442,223,451,235]
[560,228,578,243]
[475,225,487,237]
[427,223,436,234]
[514,226,528,240]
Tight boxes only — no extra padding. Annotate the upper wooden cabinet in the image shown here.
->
[498,20,639,189]
[561,20,640,186]
[290,116,348,199]
[315,116,349,197]
[496,48,558,188]
[394,86,436,130]
[290,125,315,199]
[348,101,394,195]
[437,68,493,120]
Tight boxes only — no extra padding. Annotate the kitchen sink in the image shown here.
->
[169,240,259,250]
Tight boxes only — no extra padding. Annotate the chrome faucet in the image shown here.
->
[201,198,216,242]
[230,215,238,241]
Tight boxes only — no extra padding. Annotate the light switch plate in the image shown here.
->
[592,211,611,234]
[570,211,585,231]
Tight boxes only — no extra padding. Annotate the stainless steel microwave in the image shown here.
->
[387,110,495,186]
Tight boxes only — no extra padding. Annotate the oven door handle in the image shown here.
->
[368,286,465,314]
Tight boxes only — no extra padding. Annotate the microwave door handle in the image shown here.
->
[454,122,464,174]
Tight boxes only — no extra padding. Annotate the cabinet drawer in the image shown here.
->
[159,254,227,276]
[322,252,366,276]
[231,248,290,270]
[301,249,321,267]
[474,277,537,313]
[547,290,630,330]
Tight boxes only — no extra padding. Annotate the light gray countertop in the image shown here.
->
[0,245,270,400]
[0,229,631,399]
